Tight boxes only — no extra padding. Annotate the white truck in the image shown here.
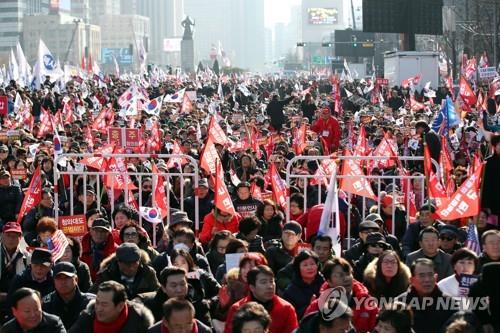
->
[384,51,439,90]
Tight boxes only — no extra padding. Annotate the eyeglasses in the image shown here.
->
[440,236,455,241]
[369,243,387,249]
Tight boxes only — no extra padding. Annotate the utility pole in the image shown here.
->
[494,2,498,67]
[350,0,356,30]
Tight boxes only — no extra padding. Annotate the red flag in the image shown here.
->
[269,163,288,211]
[92,107,110,133]
[166,141,189,169]
[81,55,86,71]
[37,108,54,138]
[410,94,426,111]
[250,127,262,159]
[63,101,75,124]
[436,163,483,220]
[264,136,274,162]
[459,76,477,107]
[353,125,368,160]
[293,124,307,155]
[17,166,43,224]
[146,120,161,152]
[370,134,398,170]
[152,164,168,218]
[200,136,219,174]
[181,93,193,113]
[340,150,376,199]
[79,143,114,170]
[87,53,93,73]
[213,160,236,215]
[402,74,421,89]
[208,116,229,145]
[250,182,262,201]
[127,189,139,212]
[400,168,417,222]
[104,148,137,190]
[439,137,454,189]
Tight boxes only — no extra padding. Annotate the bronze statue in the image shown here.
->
[181,16,195,40]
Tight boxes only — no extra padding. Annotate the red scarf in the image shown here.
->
[93,303,128,333]
[160,320,198,333]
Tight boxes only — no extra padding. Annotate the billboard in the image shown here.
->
[163,38,181,52]
[308,8,338,25]
[101,48,133,65]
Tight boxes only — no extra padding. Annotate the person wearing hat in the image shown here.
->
[80,218,118,281]
[265,221,304,274]
[42,262,95,329]
[70,185,98,216]
[8,248,55,298]
[353,232,392,281]
[379,192,408,240]
[402,202,445,258]
[438,224,462,255]
[90,243,159,299]
[1,288,66,333]
[232,181,263,219]
[199,208,241,246]
[22,188,61,245]
[311,107,341,152]
[0,144,9,166]
[0,168,22,226]
[405,227,453,281]
[183,178,213,227]
[0,222,28,317]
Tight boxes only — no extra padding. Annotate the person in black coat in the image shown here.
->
[0,169,22,227]
[266,94,295,132]
[42,262,95,330]
[183,178,213,228]
[469,262,500,333]
[282,250,325,319]
[300,93,317,123]
[481,135,500,217]
[2,288,66,333]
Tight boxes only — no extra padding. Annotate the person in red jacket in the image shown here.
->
[80,218,118,281]
[303,258,378,333]
[225,265,298,333]
[311,107,341,152]
[199,208,241,246]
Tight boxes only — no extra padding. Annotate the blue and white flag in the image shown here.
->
[431,96,460,133]
[144,96,163,116]
[318,165,341,256]
[33,39,63,89]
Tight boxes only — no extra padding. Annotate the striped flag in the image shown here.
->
[465,224,481,255]
[318,165,341,256]
[47,230,69,262]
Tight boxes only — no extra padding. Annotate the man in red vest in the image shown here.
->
[311,107,341,153]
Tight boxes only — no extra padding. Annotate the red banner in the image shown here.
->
[214,160,236,215]
[0,96,7,116]
[200,136,219,174]
[340,150,376,200]
[108,127,123,146]
[459,76,477,107]
[58,215,87,237]
[269,163,288,211]
[437,163,483,220]
[376,78,389,86]
[17,166,42,224]
[152,164,168,218]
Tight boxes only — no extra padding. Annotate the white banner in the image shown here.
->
[163,38,181,52]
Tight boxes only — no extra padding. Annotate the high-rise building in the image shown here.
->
[0,0,50,56]
[70,0,90,23]
[184,0,265,71]
[99,14,149,72]
[23,12,101,65]
[264,27,274,68]
[88,0,120,24]
[136,0,184,67]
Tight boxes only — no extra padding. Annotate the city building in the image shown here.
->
[22,12,100,66]
[99,14,150,72]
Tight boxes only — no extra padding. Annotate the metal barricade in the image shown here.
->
[53,153,200,244]
[285,155,440,248]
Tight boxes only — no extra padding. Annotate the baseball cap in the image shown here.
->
[91,218,111,231]
[53,262,77,277]
[116,243,141,263]
[2,222,22,234]
[169,211,193,228]
[0,144,8,152]
[31,248,52,266]
[365,232,390,249]
[419,201,436,213]
[364,213,384,224]
[236,181,251,190]
[198,178,209,188]
[283,221,303,235]
[439,224,458,238]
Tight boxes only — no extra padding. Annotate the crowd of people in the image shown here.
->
[0,65,498,333]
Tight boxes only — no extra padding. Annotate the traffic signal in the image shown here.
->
[351,35,358,47]
[322,42,332,47]
[297,42,307,47]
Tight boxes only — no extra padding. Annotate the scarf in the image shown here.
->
[161,320,198,333]
[93,303,128,333]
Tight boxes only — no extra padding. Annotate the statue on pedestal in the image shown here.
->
[181,16,195,40]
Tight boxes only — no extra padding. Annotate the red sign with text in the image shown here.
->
[0,96,8,116]
[58,215,87,237]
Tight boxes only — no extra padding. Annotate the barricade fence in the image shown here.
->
[286,155,440,248]
[54,153,200,246]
